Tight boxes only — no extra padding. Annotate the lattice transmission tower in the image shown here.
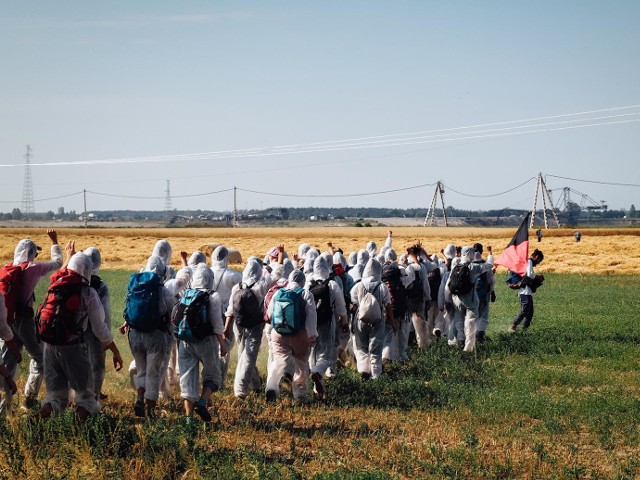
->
[22,145,35,214]
[164,180,172,213]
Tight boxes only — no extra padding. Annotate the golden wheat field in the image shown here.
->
[1,226,639,274]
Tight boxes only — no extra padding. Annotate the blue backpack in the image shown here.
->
[271,287,306,336]
[172,289,213,343]
[124,272,165,332]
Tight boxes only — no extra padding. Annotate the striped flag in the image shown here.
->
[495,213,530,275]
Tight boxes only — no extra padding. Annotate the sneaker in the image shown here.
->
[22,396,38,411]
[360,372,372,381]
[133,399,145,417]
[193,398,212,422]
[311,372,325,400]
[433,328,442,338]
[476,331,486,343]
[99,392,108,400]
[508,325,517,334]
[265,390,277,403]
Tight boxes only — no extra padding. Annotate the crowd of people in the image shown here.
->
[0,229,543,423]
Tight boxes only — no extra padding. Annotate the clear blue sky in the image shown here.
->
[1,1,638,213]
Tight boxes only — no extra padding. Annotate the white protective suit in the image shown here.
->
[0,238,62,411]
[350,259,392,379]
[42,253,112,414]
[178,265,225,402]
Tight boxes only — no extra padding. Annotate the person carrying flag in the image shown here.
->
[508,249,544,333]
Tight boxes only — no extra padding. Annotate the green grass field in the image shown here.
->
[2,272,639,479]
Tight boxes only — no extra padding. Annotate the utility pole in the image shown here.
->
[233,186,238,227]
[530,172,561,229]
[21,145,35,214]
[423,181,448,226]
[83,189,88,228]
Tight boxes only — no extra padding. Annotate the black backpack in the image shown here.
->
[309,279,333,325]
[233,284,263,329]
[427,267,442,302]
[381,263,408,317]
[449,264,474,296]
[405,266,424,299]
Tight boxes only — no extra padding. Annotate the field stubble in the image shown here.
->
[1,226,640,274]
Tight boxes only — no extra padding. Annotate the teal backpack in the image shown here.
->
[172,289,213,342]
[271,287,306,336]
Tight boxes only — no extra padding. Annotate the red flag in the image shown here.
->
[495,213,530,275]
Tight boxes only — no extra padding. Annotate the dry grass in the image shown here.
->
[1,226,640,274]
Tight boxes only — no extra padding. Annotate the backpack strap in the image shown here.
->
[213,268,227,293]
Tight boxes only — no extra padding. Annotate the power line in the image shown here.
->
[86,187,233,200]
[0,106,638,169]
[443,178,536,198]
[237,183,438,198]
[546,174,640,188]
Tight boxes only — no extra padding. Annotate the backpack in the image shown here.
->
[271,287,307,336]
[90,274,108,300]
[357,283,383,324]
[475,267,490,298]
[520,274,545,293]
[263,282,287,323]
[405,266,424,299]
[233,284,263,329]
[35,269,86,345]
[172,289,213,342]
[449,264,473,296]
[427,267,442,303]
[309,279,333,325]
[381,263,408,317]
[0,262,30,324]
[124,271,165,332]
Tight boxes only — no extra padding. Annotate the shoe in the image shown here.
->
[99,392,108,400]
[75,406,90,423]
[433,328,442,338]
[283,373,293,383]
[265,390,277,403]
[311,372,325,400]
[360,372,372,381]
[22,396,38,411]
[133,399,145,417]
[193,398,212,422]
[508,325,516,334]
[476,331,485,343]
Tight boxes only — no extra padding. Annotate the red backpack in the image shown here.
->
[0,262,29,324]
[263,281,288,323]
[36,268,87,345]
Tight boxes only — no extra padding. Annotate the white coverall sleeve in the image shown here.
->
[400,265,415,288]
[303,290,318,338]
[100,285,112,330]
[86,289,113,346]
[208,292,225,335]
[329,281,347,323]
[225,285,240,318]
[384,233,392,250]
[31,245,64,277]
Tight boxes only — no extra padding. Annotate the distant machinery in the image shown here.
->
[551,186,608,212]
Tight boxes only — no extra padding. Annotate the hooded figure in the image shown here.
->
[68,252,92,282]
[264,268,318,403]
[308,256,348,399]
[348,249,369,283]
[13,239,41,265]
[152,240,175,280]
[384,249,398,263]
[37,250,122,421]
[188,251,207,268]
[176,263,225,421]
[297,243,311,259]
[129,255,177,417]
[446,246,492,353]
[443,244,456,260]
[225,255,275,399]
[349,259,394,380]
[83,247,102,276]
[312,256,331,282]
[242,259,263,288]
[83,247,113,401]
[282,259,295,279]
[0,232,62,412]
[210,245,242,387]
[192,263,214,290]
[347,251,358,267]
[366,241,377,257]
